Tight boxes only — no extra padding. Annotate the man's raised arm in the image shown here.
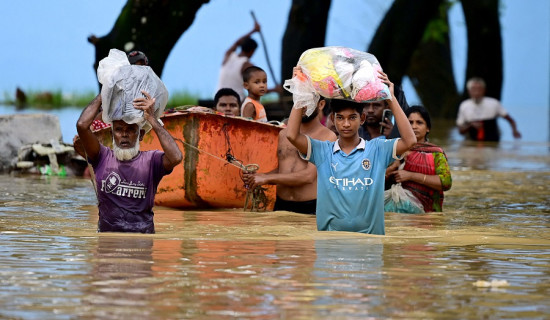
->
[76,94,102,162]
[134,91,182,171]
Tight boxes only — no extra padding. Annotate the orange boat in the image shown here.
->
[94,111,282,209]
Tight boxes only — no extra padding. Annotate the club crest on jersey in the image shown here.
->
[361,158,371,170]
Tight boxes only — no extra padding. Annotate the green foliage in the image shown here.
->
[1,88,203,110]
[167,90,199,108]
[1,89,97,109]
[422,0,455,44]
[60,91,98,107]
[2,92,14,105]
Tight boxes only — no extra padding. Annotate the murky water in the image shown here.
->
[1,138,549,319]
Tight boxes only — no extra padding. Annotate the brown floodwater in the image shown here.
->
[1,137,549,319]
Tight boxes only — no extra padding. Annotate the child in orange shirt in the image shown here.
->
[241,66,268,122]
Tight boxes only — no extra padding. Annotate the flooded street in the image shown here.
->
[1,139,549,319]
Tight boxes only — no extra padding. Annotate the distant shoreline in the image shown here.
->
[1,89,200,109]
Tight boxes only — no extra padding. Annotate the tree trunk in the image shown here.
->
[407,4,460,118]
[88,0,209,87]
[281,0,332,84]
[278,0,332,116]
[368,0,444,87]
[461,0,503,100]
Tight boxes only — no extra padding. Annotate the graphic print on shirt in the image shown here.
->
[101,171,147,199]
[329,175,374,191]
[361,158,371,170]
[327,156,376,192]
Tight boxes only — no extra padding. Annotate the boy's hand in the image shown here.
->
[292,66,307,82]
[378,70,394,98]
[292,66,302,77]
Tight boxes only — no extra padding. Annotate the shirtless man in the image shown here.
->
[242,98,337,214]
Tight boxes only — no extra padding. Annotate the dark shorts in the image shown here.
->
[273,196,316,215]
[98,216,155,234]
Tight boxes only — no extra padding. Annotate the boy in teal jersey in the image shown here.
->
[286,68,416,234]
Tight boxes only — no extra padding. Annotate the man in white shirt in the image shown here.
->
[456,77,521,142]
[215,23,260,102]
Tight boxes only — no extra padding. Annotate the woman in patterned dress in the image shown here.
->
[386,106,452,212]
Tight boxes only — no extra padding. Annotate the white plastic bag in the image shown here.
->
[283,74,320,116]
[97,49,168,132]
[284,46,391,116]
[97,49,130,86]
[384,183,425,214]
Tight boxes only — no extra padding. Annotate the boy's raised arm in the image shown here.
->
[286,107,309,155]
[378,71,416,155]
[285,66,310,155]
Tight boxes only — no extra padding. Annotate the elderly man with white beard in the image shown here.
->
[76,91,182,233]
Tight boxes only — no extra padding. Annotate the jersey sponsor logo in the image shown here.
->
[329,176,374,191]
[101,171,147,199]
[361,158,371,170]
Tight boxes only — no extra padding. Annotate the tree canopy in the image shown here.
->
[89,0,503,119]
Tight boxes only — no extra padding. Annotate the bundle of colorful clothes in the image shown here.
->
[284,46,390,116]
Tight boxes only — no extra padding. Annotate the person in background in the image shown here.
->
[359,100,391,140]
[242,97,337,214]
[359,84,410,141]
[213,88,241,116]
[215,22,260,102]
[127,50,149,66]
[286,67,416,235]
[456,77,521,142]
[385,106,452,212]
[76,92,182,233]
[241,66,268,122]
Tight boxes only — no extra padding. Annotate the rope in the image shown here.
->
[172,123,268,211]
[174,137,246,170]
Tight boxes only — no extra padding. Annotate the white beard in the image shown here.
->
[112,137,140,161]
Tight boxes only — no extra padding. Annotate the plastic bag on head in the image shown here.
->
[284,46,391,116]
[283,76,320,117]
[97,49,168,133]
[97,49,130,86]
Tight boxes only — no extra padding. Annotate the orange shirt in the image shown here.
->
[241,97,267,122]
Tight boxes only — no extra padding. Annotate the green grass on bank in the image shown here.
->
[2,89,97,110]
[1,89,202,110]
[1,89,282,111]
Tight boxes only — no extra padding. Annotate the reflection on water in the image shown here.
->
[0,142,549,319]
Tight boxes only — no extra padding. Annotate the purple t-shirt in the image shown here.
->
[91,144,168,233]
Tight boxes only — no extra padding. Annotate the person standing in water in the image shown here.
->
[286,67,416,234]
[456,77,521,142]
[386,106,452,213]
[242,97,337,214]
[76,92,182,233]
